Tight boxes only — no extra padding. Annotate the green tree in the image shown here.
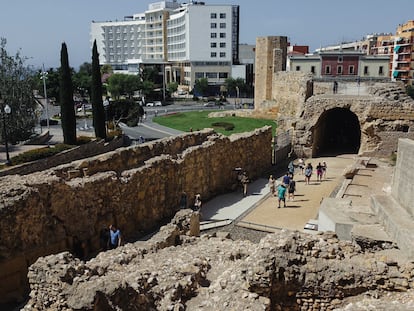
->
[167,82,178,94]
[90,40,106,139]
[194,78,209,96]
[59,42,77,145]
[0,38,38,144]
[73,62,92,98]
[224,77,247,97]
[107,73,141,99]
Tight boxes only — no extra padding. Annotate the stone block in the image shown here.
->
[318,198,355,240]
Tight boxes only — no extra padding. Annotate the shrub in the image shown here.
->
[211,121,235,131]
[10,144,74,165]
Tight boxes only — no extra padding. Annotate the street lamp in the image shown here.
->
[1,100,12,166]
[40,64,49,130]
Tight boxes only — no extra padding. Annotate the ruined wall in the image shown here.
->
[0,136,126,177]
[0,127,272,304]
[254,36,288,112]
[392,138,414,217]
[294,84,414,157]
[22,225,414,311]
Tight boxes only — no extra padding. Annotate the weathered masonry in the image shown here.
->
[0,127,272,304]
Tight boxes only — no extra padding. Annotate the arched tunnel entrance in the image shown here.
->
[312,107,361,157]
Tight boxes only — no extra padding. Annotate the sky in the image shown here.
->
[1,0,413,70]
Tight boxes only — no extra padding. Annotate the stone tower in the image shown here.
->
[254,36,288,108]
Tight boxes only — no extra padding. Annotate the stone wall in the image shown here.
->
[391,138,414,217]
[0,135,126,177]
[22,223,414,311]
[254,36,288,111]
[0,127,272,304]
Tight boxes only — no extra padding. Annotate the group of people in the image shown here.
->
[179,191,202,212]
[269,159,328,208]
[269,171,296,208]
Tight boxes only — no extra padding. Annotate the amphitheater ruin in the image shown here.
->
[1,36,414,309]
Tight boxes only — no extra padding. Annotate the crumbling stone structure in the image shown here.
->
[22,210,414,310]
[0,127,272,304]
[254,36,414,158]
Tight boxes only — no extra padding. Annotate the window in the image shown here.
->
[220,23,226,29]
[338,56,343,63]
[211,23,217,29]
[364,66,369,75]
[337,65,343,74]
[211,52,217,58]
[220,52,226,57]
[211,13,217,18]
[206,72,217,78]
[195,72,204,79]
[220,13,226,18]
[325,65,331,74]
[349,65,355,75]
[219,72,228,79]
[311,66,315,74]
[211,42,217,48]
[295,66,300,71]
[220,33,226,38]
[220,42,226,48]
[379,66,384,75]
[211,33,217,38]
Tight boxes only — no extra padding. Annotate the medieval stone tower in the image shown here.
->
[254,36,288,109]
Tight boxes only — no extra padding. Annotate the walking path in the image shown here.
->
[201,155,357,233]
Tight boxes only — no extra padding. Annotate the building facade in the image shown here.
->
[90,1,240,90]
[289,51,390,81]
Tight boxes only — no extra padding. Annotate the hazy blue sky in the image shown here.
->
[1,0,413,70]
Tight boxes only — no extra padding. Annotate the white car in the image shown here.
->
[154,101,162,106]
[146,102,154,107]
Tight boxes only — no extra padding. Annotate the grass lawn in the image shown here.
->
[153,110,276,136]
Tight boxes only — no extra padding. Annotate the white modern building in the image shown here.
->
[90,1,240,91]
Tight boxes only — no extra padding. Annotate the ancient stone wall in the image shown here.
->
[294,86,414,157]
[254,36,288,111]
[0,127,272,304]
[22,221,414,311]
[0,135,126,177]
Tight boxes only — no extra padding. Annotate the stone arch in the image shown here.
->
[312,107,361,157]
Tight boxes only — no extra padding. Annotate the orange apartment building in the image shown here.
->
[371,21,414,85]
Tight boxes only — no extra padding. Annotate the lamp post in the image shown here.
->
[1,101,12,166]
[41,64,49,130]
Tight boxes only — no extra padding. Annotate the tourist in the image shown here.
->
[99,227,110,251]
[298,158,305,174]
[240,171,250,197]
[268,175,275,196]
[333,80,338,94]
[288,176,296,201]
[282,172,291,187]
[193,194,202,211]
[322,161,327,179]
[316,162,323,182]
[288,161,295,177]
[109,224,122,249]
[304,163,313,185]
[277,183,287,208]
[179,191,188,209]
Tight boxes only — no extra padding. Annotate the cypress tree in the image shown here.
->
[59,42,77,145]
[91,40,106,139]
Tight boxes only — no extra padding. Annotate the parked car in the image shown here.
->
[203,101,215,107]
[154,101,162,106]
[146,102,154,107]
[77,104,92,112]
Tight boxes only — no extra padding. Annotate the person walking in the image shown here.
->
[268,175,275,196]
[298,158,305,174]
[193,194,202,211]
[179,191,188,209]
[304,163,313,185]
[288,176,296,201]
[240,171,250,197]
[282,172,291,187]
[322,161,327,179]
[277,183,287,208]
[316,162,323,182]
